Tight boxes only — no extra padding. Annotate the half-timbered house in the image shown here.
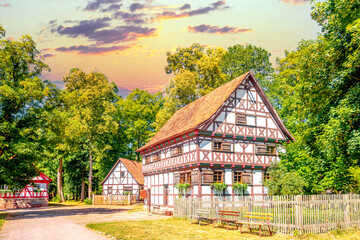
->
[101,158,144,197]
[0,172,52,209]
[137,72,294,210]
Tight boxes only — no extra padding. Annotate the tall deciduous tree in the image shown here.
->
[0,26,52,189]
[63,68,118,198]
[265,0,360,194]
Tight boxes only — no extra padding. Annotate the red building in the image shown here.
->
[0,172,52,209]
[137,72,294,210]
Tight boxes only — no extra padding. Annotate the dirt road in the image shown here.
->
[0,205,168,240]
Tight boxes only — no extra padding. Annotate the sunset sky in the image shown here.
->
[0,0,320,96]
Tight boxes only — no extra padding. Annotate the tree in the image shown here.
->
[155,44,227,131]
[0,25,52,189]
[117,89,163,159]
[154,43,274,131]
[220,44,273,85]
[63,68,118,198]
[265,0,360,193]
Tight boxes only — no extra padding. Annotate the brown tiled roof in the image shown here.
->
[137,71,294,152]
[100,158,144,185]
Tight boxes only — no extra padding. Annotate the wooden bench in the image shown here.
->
[211,210,240,230]
[235,212,273,237]
[189,209,211,225]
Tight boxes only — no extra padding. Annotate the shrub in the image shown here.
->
[84,198,92,205]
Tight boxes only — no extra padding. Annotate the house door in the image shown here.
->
[163,184,168,206]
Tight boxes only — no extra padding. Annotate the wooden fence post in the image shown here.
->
[92,193,94,205]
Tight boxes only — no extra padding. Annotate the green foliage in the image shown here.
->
[155,43,273,131]
[349,167,360,193]
[266,0,360,194]
[211,182,227,190]
[264,166,307,195]
[0,26,52,189]
[84,198,92,205]
[232,182,248,195]
[220,44,273,85]
[175,182,191,197]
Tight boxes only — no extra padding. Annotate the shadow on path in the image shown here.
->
[4,206,128,221]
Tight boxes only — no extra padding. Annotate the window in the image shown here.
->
[153,153,161,162]
[144,156,151,164]
[246,115,256,126]
[171,146,183,157]
[213,171,223,182]
[180,173,186,183]
[236,113,246,125]
[179,172,191,184]
[256,145,276,156]
[123,186,132,194]
[213,142,232,152]
[264,172,271,181]
[120,172,125,178]
[233,172,242,183]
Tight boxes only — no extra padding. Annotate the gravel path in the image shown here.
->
[0,205,168,240]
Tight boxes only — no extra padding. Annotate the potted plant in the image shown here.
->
[211,182,228,196]
[232,182,248,196]
[175,182,191,198]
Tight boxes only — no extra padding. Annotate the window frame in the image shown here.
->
[171,145,183,157]
[212,141,233,152]
[256,144,277,156]
[213,170,223,183]
[233,171,242,183]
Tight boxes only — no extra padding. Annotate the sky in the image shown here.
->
[0,0,320,97]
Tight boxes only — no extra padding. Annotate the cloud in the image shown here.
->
[113,11,146,24]
[43,53,56,58]
[84,0,121,11]
[53,17,111,37]
[152,1,226,21]
[55,43,137,55]
[129,3,145,12]
[179,4,191,11]
[187,24,252,34]
[101,3,122,12]
[281,0,309,4]
[51,17,157,44]
[117,87,132,98]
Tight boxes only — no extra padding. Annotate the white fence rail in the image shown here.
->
[174,194,360,235]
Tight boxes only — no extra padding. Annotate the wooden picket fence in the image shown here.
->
[93,194,137,205]
[174,194,360,235]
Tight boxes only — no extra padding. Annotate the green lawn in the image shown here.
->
[48,200,89,207]
[0,212,7,229]
[87,218,360,240]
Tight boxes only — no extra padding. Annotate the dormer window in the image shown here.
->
[171,146,183,157]
[153,153,161,162]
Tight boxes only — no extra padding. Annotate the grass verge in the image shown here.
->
[48,200,88,207]
[87,218,360,240]
[126,204,145,213]
[0,212,7,230]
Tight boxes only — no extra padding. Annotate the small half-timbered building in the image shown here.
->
[0,172,52,209]
[137,72,294,210]
[101,158,144,197]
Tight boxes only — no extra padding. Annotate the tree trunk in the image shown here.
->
[81,177,86,201]
[57,158,65,202]
[88,137,93,199]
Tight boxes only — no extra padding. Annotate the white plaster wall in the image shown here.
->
[202,186,212,195]
[190,142,196,151]
[183,143,189,153]
[268,118,276,128]
[257,117,266,127]
[168,196,174,206]
[225,169,232,185]
[200,141,212,150]
[234,143,242,152]
[168,172,174,184]
[192,186,198,195]
[236,89,246,99]
[159,174,163,185]
[253,170,262,185]
[245,144,253,153]
[263,187,268,194]
[253,186,262,194]
[216,112,225,122]
[226,112,235,124]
